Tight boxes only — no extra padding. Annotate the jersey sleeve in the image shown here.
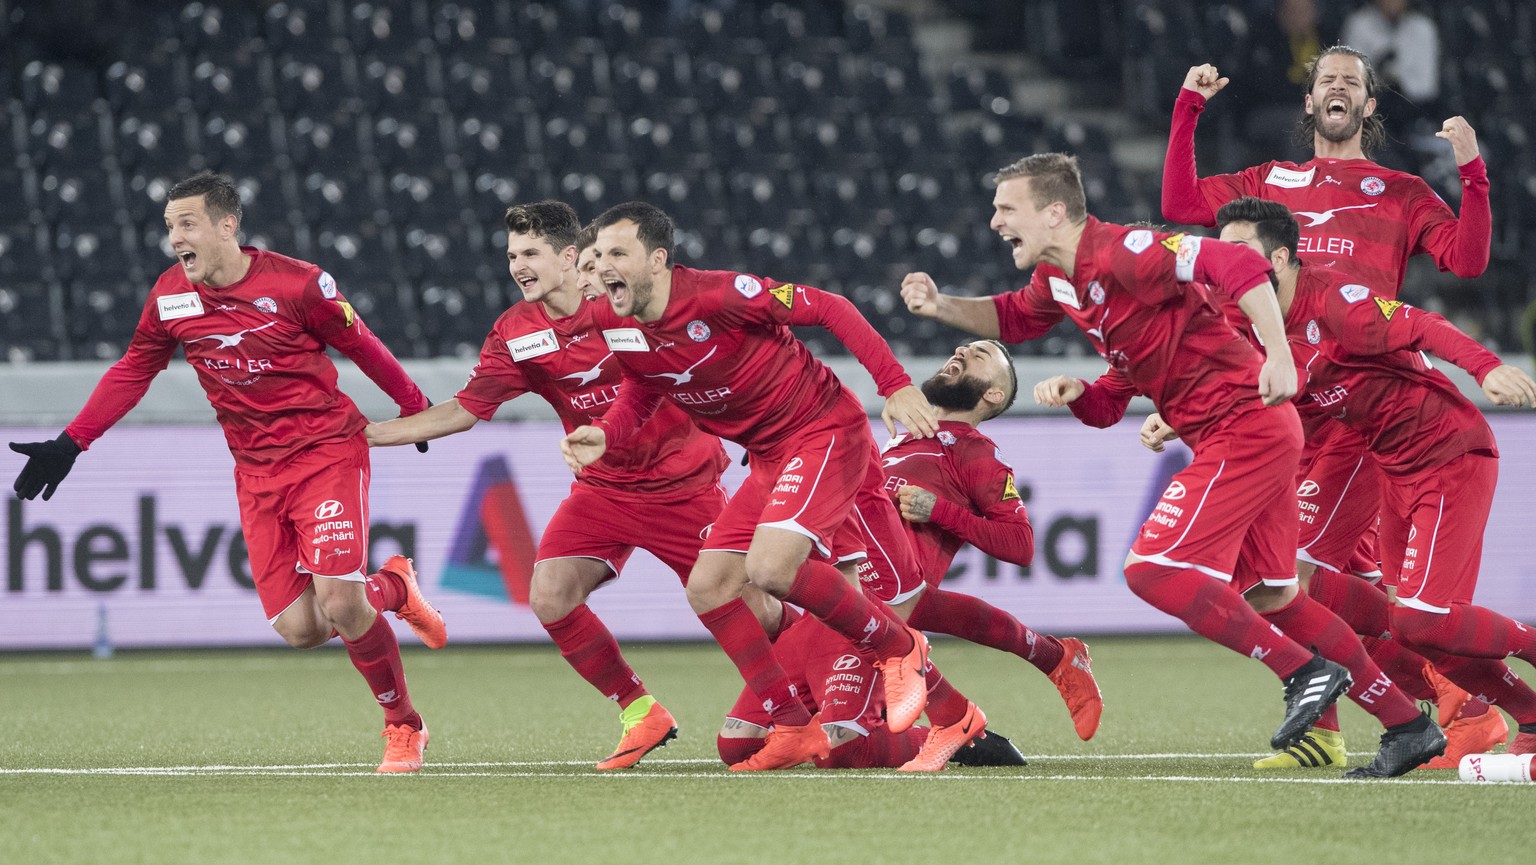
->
[1322,284,1503,381]
[1161,90,1257,226]
[1069,366,1138,428]
[302,270,429,415]
[455,318,533,421]
[64,290,180,449]
[1409,158,1491,278]
[993,273,1067,343]
[927,438,1034,567]
[594,369,666,447]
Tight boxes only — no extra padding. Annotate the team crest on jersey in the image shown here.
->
[770,284,795,309]
[687,319,711,342]
[734,274,763,299]
[1001,474,1020,502]
[254,296,277,314]
[1374,297,1405,321]
[1088,281,1106,305]
[1123,229,1154,254]
[1263,165,1316,188]
[1306,319,1321,344]
[1340,284,1370,304]
[937,430,956,446]
[1360,176,1386,196]
[157,291,204,321]
[318,271,338,298]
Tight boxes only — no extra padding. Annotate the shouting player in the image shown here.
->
[8,171,444,773]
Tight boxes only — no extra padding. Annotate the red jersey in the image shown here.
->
[456,297,727,497]
[65,247,426,476]
[992,216,1277,447]
[880,421,1033,579]
[1285,265,1499,476]
[1163,90,1492,294]
[593,266,911,462]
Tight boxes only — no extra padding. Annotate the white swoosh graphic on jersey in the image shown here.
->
[1291,203,1378,227]
[187,320,280,349]
[881,450,945,468]
[559,353,613,386]
[645,345,718,385]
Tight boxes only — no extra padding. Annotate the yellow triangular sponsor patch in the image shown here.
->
[1001,474,1020,501]
[770,284,795,309]
[1374,297,1404,321]
[338,300,356,327]
[1159,233,1185,253]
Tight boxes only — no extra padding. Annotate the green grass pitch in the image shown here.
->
[1,635,1530,865]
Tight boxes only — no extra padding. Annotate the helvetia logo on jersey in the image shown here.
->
[1263,165,1316,188]
[1340,284,1370,304]
[314,500,344,519]
[254,297,277,314]
[602,328,649,352]
[1048,276,1080,309]
[687,319,711,342]
[318,271,338,298]
[1297,480,1321,497]
[832,654,860,671]
[1163,481,1187,501]
[1306,319,1321,344]
[508,328,560,362]
[734,274,763,299]
[1122,229,1154,254]
[157,292,205,321]
[1088,281,1106,305]
[1361,176,1386,196]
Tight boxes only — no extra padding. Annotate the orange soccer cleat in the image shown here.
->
[1423,707,1510,769]
[382,555,448,649]
[729,715,831,771]
[875,626,930,734]
[596,698,678,770]
[1422,662,1470,728]
[899,702,987,772]
[1048,637,1104,741]
[377,723,429,773]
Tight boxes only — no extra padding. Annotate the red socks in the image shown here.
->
[1414,649,1536,726]
[817,726,928,769]
[543,605,646,708]
[783,560,912,660]
[1260,592,1421,728]
[1307,568,1390,638]
[698,598,811,727]
[908,586,1065,674]
[1360,635,1436,701]
[363,568,407,614]
[923,663,970,728]
[1122,562,1312,677]
[342,613,420,729]
[1393,604,1536,664]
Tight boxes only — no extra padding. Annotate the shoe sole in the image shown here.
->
[595,726,678,771]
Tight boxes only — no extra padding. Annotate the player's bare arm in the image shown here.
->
[1139,413,1178,452]
[894,484,938,523]
[900,271,1002,338]
[1181,64,1229,100]
[1435,116,1481,166]
[561,425,608,472]
[368,399,479,447]
[882,385,939,439]
[1237,284,1299,405]
[1481,364,1536,408]
[1033,375,1085,407]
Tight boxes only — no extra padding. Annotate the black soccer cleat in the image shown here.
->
[948,729,1028,767]
[1272,654,1353,750]
[1343,714,1447,779]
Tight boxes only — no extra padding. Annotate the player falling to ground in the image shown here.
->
[900,152,1356,754]
[7,171,445,773]
[367,201,784,770]
[1212,197,1536,770]
[561,201,937,771]
[880,340,1103,742]
[1162,49,1496,761]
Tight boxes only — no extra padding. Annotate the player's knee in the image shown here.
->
[1245,583,1295,614]
[528,574,584,624]
[1121,558,1165,599]
[742,556,794,597]
[271,619,331,649]
[717,734,766,766]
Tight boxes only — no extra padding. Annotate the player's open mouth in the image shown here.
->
[605,278,627,303]
[516,274,538,290]
[1001,233,1022,250]
[178,251,197,270]
[942,357,963,376]
[1325,98,1347,119]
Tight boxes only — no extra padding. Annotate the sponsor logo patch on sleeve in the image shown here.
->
[336,300,355,328]
[734,274,763,299]
[1374,298,1405,321]
[1122,229,1154,254]
[318,271,338,298]
[1339,284,1370,304]
[769,284,795,309]
[1001,474,1020,501]
[1173,234,1201,282]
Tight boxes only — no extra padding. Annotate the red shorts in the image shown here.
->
[1296,427,1383,575]
[849,472,927,604]
[235,436,371,622]
[703,419,874,559]
[724,616,884,734]
[536,481,727,583]
[1380,452,1495,613]
[1131,405,1303,590]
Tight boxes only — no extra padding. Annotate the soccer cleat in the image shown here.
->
[1253,727,1347,769]
[949,728,1028,767]
[1504,726,1536,756]
[1422,706,1509,769]
[874,626,929,734]
[377,723,429,773]
[1422,662,1470,728]
[382,555,448,649]
[1047,637,1104,741]
[900,702,987,772]
[1343,714,1446,779]
[596,698,678,770]
[1272,655,1352,750]
[729,714,830,771]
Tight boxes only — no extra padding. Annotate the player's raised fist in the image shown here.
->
[1481,364,1536,408]
[1181,64,1229,99]
[895,484,938,523]
[1033,375,1085,407]
[900,272,941,318]
[1435,116,1481,166]
[1138,413,1178,453]
[560,425,608,472]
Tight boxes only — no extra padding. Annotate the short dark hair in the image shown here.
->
[168,170,242,225]
[575,222,598,252]
[590,201,675,268]
[1216,197,1302,267]
[504,200,581,251]
[993,153,1087,222]
[985,339,1019,420]
[1294,45,1387,157]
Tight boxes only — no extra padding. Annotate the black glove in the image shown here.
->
[10,432,83,501]
[413,399,432,453]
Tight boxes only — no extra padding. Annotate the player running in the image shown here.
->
[8,171,444,773]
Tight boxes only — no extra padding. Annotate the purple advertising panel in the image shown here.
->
[3,417,1534,649]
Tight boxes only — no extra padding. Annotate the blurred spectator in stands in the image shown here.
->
[1341,0,1442,170]
[1223,0,1329,165]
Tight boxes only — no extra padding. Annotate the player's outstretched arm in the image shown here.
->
[1162,65,1227,226]
[368,398,478,447]
[1139,413,1178,452]
[1481,365,1536,408]
[1033,375,1085,407]
[900,272,1001,338]
[1436,116,1481,167]
[9,432,83,501]
[1421,116,1492,279]
[561,425,608,473]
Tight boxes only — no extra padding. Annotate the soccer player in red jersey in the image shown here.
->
[1215,197,1536,770]
[7,172,444,773]
[560,201,937,771]
[900,152,1358,753]
[367,201,773,770]
[881,339,1103,741]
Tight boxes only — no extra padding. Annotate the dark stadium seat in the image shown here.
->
[23,107,111,172]
[20,61,100,112]
[0,281,67,362]
[286,109,368,172]
[275,51,359,114]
